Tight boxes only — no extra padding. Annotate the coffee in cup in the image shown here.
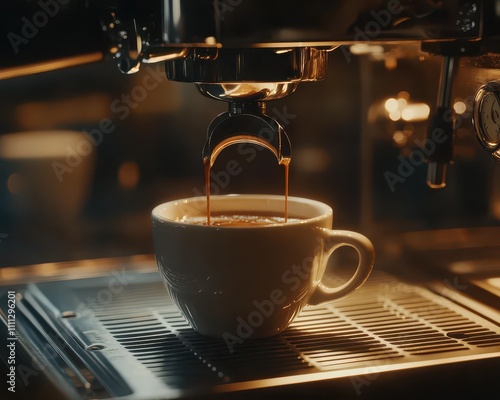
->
[179,213,303,227]
[152,194,375,351]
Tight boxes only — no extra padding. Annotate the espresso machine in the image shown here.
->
[1,1,499,399]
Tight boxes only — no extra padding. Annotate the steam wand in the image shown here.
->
[426,55,456,188]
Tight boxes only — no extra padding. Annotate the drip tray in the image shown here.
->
[9,260,500,399]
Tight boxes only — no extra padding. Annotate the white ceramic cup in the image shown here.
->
[152,195,375,344]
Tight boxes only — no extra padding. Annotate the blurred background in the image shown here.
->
[1,46,498,267]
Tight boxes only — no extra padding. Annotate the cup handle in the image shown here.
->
[307,228,375,306]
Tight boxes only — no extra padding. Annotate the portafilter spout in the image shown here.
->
[202,100,292,169]
[165,46,326,167]
[198,80,296,168]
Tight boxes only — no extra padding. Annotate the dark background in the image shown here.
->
[0,48,498,267]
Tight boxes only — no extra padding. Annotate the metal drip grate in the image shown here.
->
[92,285,313,386]
[76,270,500,390]
[16,264,499,398]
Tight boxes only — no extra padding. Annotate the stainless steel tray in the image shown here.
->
[1,256,499,399]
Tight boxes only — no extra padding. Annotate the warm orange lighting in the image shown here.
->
[397,98,408,109]
[385,93,430,124]
[485,277,500,289]
[453,101,467,114]
[6,173,23,194]
[204,36,217,45]
[349,43,384,55]
[397,91,410,100]
[0,53,103,80]
[392,130,407,146]
[0,131,85,159]
[389,110,401,121]
[401,104,430,122]
[294,147,330,173]
[385,98,398,113]
[15,94,111,130]
[39,263,60,277]
[384,56,398,70]
[118,161,140,189]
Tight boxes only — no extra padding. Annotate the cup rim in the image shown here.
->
[152,194,333,229]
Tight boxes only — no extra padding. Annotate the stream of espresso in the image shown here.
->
[204,141,290,225]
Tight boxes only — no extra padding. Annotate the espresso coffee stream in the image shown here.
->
[204,136,291,225]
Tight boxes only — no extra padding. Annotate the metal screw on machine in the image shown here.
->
[101,8,191,74]
[101,9,143,74]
